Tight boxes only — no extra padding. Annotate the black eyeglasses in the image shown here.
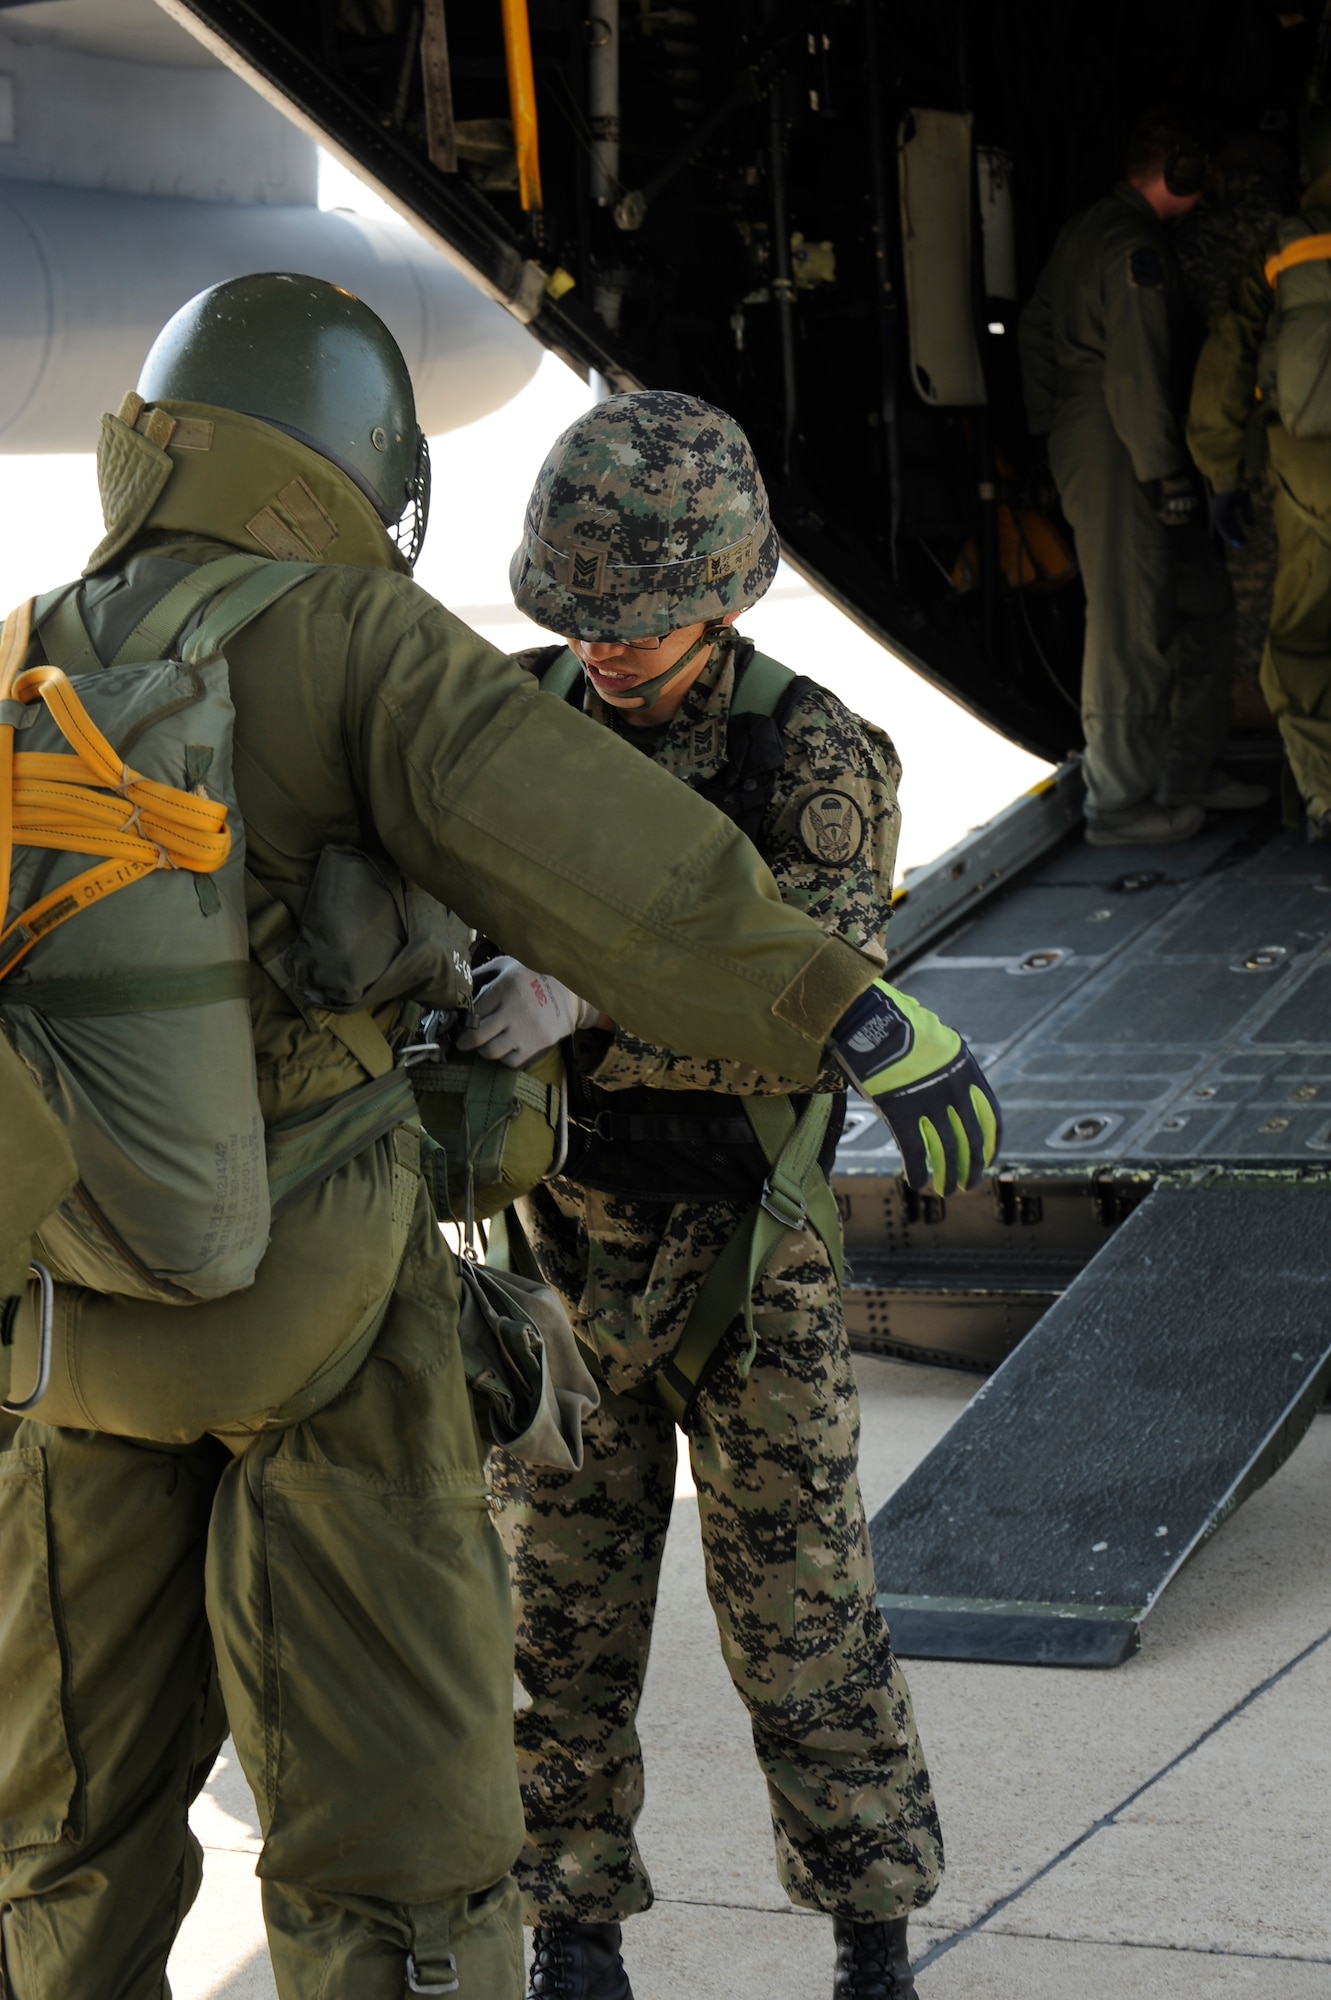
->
[577,633,666,653]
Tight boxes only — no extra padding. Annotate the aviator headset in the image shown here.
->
[1164,128,1210,198]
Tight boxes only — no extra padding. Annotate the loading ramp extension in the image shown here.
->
[837,772,1331,1665]
[870,1181,1331,1667]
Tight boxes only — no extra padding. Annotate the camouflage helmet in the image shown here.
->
[510,391,780,639]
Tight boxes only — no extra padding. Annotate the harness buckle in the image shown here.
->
[760,1174,807,1231]
[406,1951,459,1996]
[2,1263,54,1415]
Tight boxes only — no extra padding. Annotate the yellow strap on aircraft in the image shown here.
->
[500,0,543,214]
[1264,232,1331,287]
[0,598,231,980]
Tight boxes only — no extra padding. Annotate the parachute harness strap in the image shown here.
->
[0,597,231,981]
[1264,232,1331,287]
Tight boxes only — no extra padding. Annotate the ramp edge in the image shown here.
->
[880,1594,1142,1668]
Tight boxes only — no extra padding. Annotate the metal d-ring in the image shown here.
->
[406,1952,459,1996]
[2,1263,54,1414]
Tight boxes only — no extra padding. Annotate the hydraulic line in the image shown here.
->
[420,0,457,171]
[587,1,619,206]
[499,0,543,216]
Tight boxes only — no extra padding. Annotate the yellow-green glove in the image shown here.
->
[829,978,1002,1195]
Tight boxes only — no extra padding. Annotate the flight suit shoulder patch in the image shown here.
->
[1128,246,1165,290]
[797,789,865,865]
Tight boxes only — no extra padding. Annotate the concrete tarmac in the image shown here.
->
[168,1358,1331,2000]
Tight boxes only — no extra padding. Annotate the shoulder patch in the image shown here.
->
[1128,246,1165,290]
[798,789,865,865]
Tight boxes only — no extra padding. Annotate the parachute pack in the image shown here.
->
[0,555,455,1308]
[1258,212,1331,439]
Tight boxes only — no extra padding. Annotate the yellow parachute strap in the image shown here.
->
[0,615,231,980]
[0,597,36,925]
[1264,232,1331,287]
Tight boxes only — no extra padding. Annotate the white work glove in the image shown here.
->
[454,956,598,1068]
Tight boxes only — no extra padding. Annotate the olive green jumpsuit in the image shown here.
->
[1188,168,1331,826]
[1019,183,1234,832]
[0,401,877,2000]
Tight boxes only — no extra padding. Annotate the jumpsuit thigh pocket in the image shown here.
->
[0,1448,78,1852]
[210,1448,522,1906]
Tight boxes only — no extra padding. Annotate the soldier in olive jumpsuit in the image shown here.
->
[1188,128,1331,835]
[464,395,1000,2000]
[1019,110,1256,844]
[0,282,894,2000]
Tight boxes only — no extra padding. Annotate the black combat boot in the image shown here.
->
[527,1921,634,2000]
[831,1916,917,1999]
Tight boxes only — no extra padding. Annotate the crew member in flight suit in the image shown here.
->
[1188,112,1331,837]
[1019,107,1264,845]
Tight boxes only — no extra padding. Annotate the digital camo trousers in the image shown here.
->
[489,1242,943,1927]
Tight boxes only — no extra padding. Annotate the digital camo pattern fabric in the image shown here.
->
[509,392,781,640]
[494,632,941,1924]
[489,1225,943,1924]
[1174,141,1289,329]
[566,632,901,1104]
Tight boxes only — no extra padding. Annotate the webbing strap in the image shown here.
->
[1265,231,1331,287]
[266,1067,418,1217]
[536,643,795,718]
[311,1004,397,1081]
[729,650,795,716]
[538,649,584,702]
[412,1059,560,1127]
[654,1091,842,1429]
[244,868,396,1086]
[0,961,252,1018]
[110,552,270,668]
[182,560,316,664]
[33,586,100,678]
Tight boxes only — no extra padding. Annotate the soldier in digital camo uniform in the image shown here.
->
[459,393,950,2000]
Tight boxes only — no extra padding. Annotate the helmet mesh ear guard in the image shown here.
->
[390,432,431,570]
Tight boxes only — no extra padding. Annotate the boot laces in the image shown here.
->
[528,1926,576,1999]
[834,1920,915,2000]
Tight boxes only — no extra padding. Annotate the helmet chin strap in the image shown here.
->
[580,621,727,711]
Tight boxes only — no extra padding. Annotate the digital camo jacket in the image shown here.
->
[512,629,900,1393]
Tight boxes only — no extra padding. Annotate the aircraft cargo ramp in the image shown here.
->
[833,767,1331,1665]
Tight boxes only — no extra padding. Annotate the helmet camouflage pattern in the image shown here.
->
[510,390,780,639]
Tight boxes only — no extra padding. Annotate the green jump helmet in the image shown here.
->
[137,272,431,565]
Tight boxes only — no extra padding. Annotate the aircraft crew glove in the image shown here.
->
[455,956,599,1068]
[1150,471,1203,528]
[829,978,1002,1196]
[1209,487,1253,551]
